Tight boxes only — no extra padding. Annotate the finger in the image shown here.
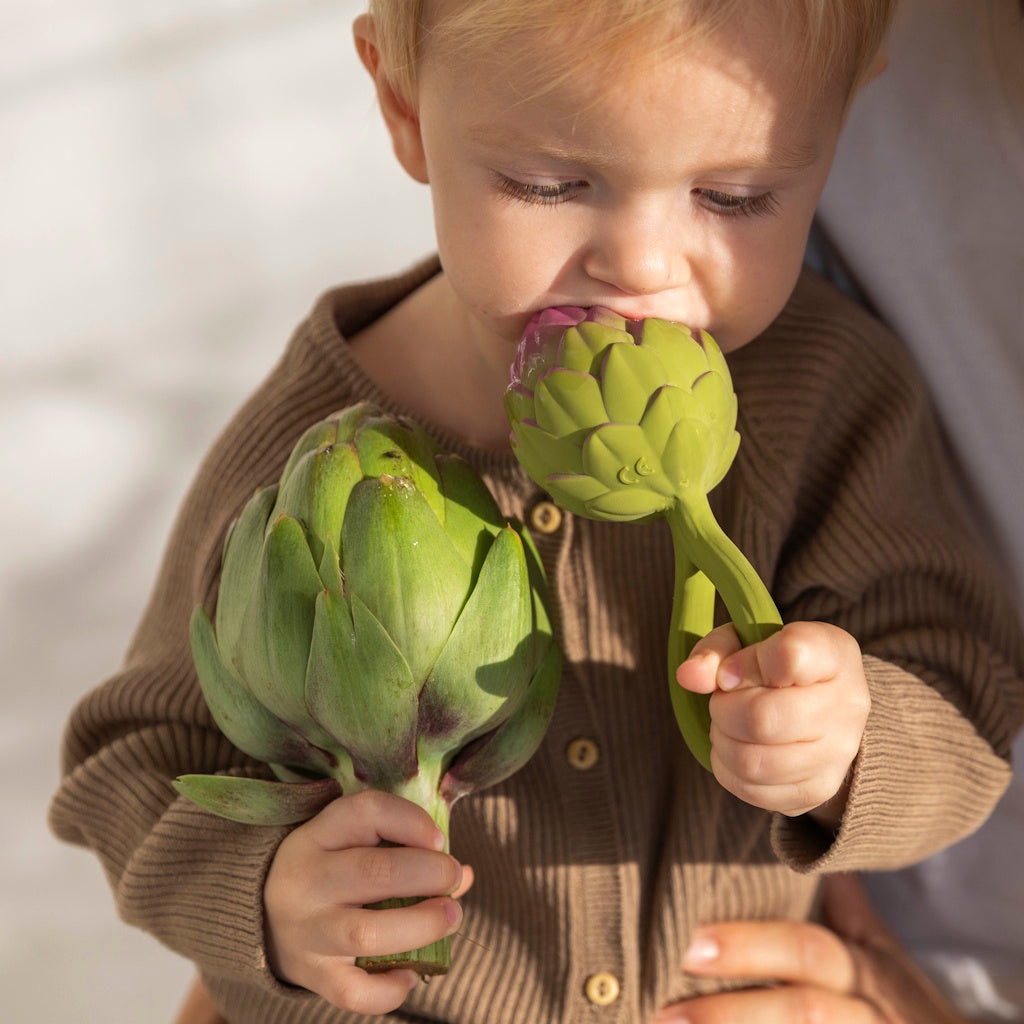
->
[308,790,446,853]
[682,921,857,992]
[319,843,464,905]
[710,682,834,745]
[320,895,463,961]
[718,621,855,692]
[676,624,741,695]
[451,863,475,899]
[314,964,419,1016]
[709,747,841,815]
[655,985,879,1024]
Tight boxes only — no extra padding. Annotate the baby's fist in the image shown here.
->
[677,621,869,823]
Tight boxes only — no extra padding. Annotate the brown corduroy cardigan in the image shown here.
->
[50,261,1024,1023]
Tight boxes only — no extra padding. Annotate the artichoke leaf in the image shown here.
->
[305,589,420,787]
[191,606,335,773]
[355,415,445,522]
[436,454,504,579]
[419,526,533,752]
[508,419,586,481]
[640,385,695,455]
[599,341,668,424]
[278,417,342,490]
[215,485,278,654]
[271,440,363,569]
[636,319,708,386]
[174,773,341,826]
[341,477,472,685]
[233,515,329,743]
[572,321,628,358]
[533,370,607,438]
[662,418,713,493]
[586,487,669,520]
[443,638,561,803]
[581,423,674,501]
[556,328,600,374]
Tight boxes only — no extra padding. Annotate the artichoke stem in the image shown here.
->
[665,544,716,771]
[667,498,783,650]
[356,775,454,976]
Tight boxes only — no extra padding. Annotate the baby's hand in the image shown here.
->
[676,621,870,825]
[264,789,469,1015]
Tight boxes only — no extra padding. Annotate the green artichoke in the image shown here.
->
[175,401,561,974]
[505,307,780,770]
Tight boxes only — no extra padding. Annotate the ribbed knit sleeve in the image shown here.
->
[721,270,1024,871]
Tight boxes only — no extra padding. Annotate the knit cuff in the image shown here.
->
[771,655,1012,873]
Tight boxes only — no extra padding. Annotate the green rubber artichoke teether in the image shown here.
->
[505,307,781,770]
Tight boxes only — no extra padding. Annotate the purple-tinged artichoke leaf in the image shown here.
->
[174,773,341,825]
[306,589,419,787]
[419,526,533,752]
[442,638,561,803]
[191,606,335,774]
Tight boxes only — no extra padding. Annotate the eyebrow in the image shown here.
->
[466,121,821,175]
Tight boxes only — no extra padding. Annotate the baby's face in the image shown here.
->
[414,11,850,356]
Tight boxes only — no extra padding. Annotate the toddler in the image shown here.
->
[51,2,1024,1021]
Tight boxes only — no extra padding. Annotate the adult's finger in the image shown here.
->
[681,920,857,992]
[655,984,879,1024]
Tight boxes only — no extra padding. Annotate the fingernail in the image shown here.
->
[717,664,741,691]
[654,1013,691,1024]
[432,827,446,851]
[444,899,463,929]
[683,932,719,967]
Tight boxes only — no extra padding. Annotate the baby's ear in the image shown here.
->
[353,13,428,184]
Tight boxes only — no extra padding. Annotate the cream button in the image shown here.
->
[529,500,562,534]
[566,737,600,770]
[584,972,621,1006]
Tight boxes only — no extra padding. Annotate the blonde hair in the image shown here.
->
[367,0,896,106]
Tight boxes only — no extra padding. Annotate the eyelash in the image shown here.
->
[494,175,780,219]
[495,175,585,206]
[696,189,780,218]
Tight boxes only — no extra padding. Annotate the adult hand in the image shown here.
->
[654,872,972,1023]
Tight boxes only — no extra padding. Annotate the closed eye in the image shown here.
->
[696,189,780,218]
[494,174,587,206]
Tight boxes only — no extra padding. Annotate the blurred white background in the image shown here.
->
[0,1,434,1019]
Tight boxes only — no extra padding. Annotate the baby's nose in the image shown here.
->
[582,203,688,297]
